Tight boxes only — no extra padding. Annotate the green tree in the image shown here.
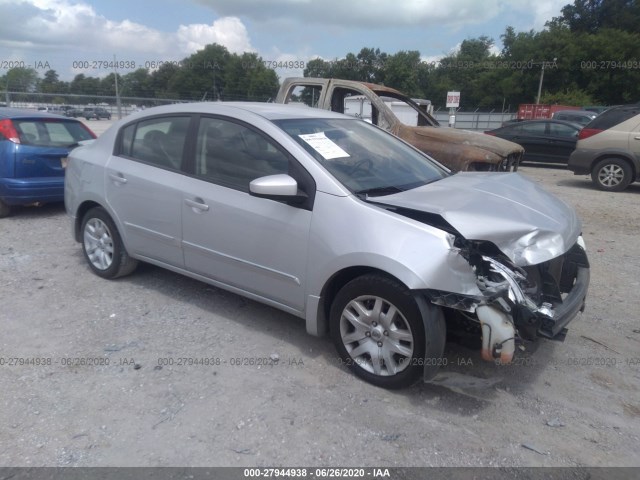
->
[549,0,640,33]
[149,63,181,98]
[70,74,101,96]
[3,67,39,92]
[99,73,123,97]
[357,47,388,83]
[540,88,594,105]
[40,69,62,94]
[121,68,152,98]
[380,50,422,96]
[168,43,231,100]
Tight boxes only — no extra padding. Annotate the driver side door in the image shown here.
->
[180,116,314,312]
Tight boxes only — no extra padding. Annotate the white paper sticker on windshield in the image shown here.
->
[298,132,350,160]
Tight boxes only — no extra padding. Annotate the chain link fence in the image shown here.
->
[2,90,517,129]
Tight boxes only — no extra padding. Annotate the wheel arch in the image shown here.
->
[74,200,106,242]
[309,266,410,337]
[590,153,638,180]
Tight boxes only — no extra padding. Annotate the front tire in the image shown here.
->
[330,274,445,389]
[81,207,138,279]
[591,158,633,191]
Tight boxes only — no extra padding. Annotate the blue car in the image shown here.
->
[0,108,96,217]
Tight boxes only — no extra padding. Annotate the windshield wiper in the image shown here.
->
[355,185,404,198]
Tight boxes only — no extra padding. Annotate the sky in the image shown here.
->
[0,0,570,82]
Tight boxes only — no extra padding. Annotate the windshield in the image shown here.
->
[13,119,95,148]
[274,118,448,196]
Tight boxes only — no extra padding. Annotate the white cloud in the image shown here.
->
[195,0,505,28]
[504,0,567,30]
[0,0,254,77]
[177,17,253,54]
[529,0,567,29]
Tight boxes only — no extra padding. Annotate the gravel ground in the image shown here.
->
[1,121,639,467]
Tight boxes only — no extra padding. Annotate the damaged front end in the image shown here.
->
[425,237,590,364]
[367,172,591,380]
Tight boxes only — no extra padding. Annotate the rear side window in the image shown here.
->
[549,123,578,137]
[520,122,546,134]
[13,120,94,147]
[587,106,640,130]
[119,116,191,170]
[500,123,522,133]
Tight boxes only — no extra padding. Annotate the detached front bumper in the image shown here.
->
[424,238,590,363]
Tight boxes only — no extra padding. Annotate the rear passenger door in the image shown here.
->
[516,122,548,161]
[105,115,193,268]
[547,122,580,163]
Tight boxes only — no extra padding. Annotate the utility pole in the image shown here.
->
[536,57,557,104]
[113,54,122,119]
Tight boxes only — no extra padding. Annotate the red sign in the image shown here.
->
[446,91,460,108]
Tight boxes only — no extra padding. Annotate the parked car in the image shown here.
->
[552,109,598,126]
[0,107,96,217]
[37,106,67,115]
[501,118,525,127]
[83,107,112,120]
[65,108,84,118]
[276,78,524,172]
[485,119,582,164]
[568,104,640,191]
[65,103,589,389]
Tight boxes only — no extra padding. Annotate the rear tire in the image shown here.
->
[591,158,633,192]
[81,207,138,279]
[330,273,445,389]
[0,199,11,218]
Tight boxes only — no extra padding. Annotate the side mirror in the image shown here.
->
[249,174,307,204]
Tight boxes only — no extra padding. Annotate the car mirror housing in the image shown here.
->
[249,174,306,203]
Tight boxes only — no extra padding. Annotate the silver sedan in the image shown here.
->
[65,102,590,389]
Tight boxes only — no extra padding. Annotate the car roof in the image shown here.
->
[506,119,581,127]
[126,102,353,121]
[492,119,582,132]
[0,107,69,120]
[553,110,596,117]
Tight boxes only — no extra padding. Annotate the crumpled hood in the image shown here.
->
[412,126,524,157]
[376,172,582,266]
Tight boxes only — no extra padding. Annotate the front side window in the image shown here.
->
[121,116,190,169]
[274,118,447,196]
[194,117,289,191]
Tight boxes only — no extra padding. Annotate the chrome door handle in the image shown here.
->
[109,173,127,184]
[634,136,640,140]
[184,198,209,212]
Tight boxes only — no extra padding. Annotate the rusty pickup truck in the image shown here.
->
[275,77,523,172]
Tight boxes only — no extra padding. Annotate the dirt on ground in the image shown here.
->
[1,127,639,467]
